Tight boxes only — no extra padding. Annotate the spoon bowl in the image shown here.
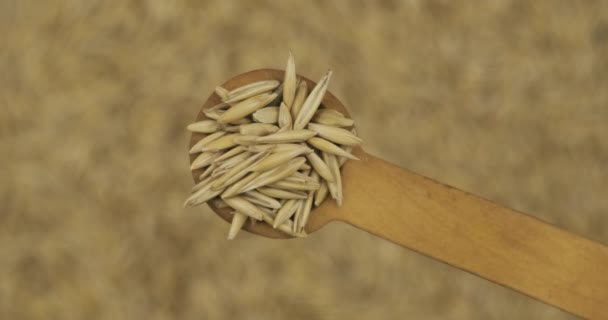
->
[189,69,348,238]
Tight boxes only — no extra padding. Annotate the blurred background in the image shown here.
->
[1,0,607,319]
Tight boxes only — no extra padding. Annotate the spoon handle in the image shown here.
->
[337,150,608,319]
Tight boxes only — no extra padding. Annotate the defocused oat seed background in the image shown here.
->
[1,1,608,319]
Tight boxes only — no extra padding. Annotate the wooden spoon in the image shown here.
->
[190,69,608,319]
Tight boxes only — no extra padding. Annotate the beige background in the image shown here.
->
[2,1,608,319]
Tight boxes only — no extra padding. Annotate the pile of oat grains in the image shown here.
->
[186,53,362,239]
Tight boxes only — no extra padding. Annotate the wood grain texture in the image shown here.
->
[328,149,608,319]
